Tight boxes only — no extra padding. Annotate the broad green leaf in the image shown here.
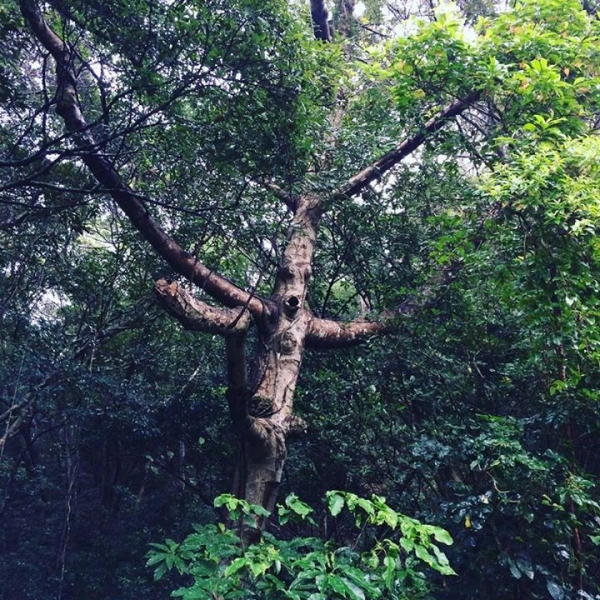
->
[328,492,345,517]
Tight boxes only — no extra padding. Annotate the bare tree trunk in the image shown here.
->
[229,195,320,542]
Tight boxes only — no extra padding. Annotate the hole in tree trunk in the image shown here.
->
[284,295,300,316]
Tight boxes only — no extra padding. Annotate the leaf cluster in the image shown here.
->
[147,492,456,600]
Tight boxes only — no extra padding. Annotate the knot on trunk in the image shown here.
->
[248,395,274,418]
[245,419,286,461]
[278,330,298,354]
[277,264,295,281]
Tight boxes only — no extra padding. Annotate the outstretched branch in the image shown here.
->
[305,265,460,348]
[305,316,391,348]
[307,92,481,348]
[19,0,265,316]
[333,90,481,200]
[154,280,252,335]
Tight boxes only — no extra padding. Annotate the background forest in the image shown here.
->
[2,0,600,598]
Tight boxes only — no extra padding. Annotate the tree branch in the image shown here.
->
[260,180,298,212]
[0,412,25,450]
[305,315,392,348]
[311,0,333,41]
[19,0,266,316]
[305,265,459,348]
[154,280,252,336]
[332,90,481,200]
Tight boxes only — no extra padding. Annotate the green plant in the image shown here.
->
[147,492,455,599]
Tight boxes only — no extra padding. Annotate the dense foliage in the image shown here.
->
[1,0,600,599]
[147,492,455,599]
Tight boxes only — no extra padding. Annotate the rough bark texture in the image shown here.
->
[306,315,392,348]
[154,280,252,335]
[234,195,321,543]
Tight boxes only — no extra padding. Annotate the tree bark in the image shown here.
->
[310,0,333,41]
[232,195,321,542]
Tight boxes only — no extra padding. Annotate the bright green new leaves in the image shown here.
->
[147,492,455,599]
[326,491,455,577]
[360,0,600,145]
[480,133,600,385]
[371,0,600,391]
[474,0,600,139]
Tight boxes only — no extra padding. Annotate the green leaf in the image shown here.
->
[342,567,381,597]
[326,574,348,596]
[249,560,270,577]
[431,527,453,546]
[510,556,535,581]
[224,557,246,578]
[285,493,314,518]
[414,544,434,566]
[153,562,167,581]
[328,492,345,517]
[383,555,396,588]
[145,553,166,568]
[341,577,366,600]
[547,579,566,600]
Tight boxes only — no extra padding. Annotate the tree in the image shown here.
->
[3,0,600,597]
[7,0,478,542]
